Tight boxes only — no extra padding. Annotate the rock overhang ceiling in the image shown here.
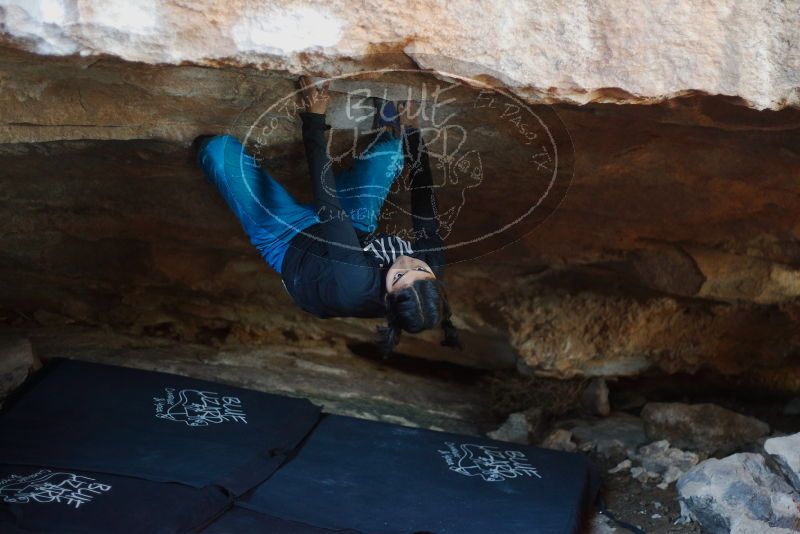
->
[0,1,799,386]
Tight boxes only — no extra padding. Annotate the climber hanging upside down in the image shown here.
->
[195,76,461,356]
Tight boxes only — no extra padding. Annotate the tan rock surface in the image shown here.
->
[1,0,798,109]
[0,9,799,382]
[499,274,800,378]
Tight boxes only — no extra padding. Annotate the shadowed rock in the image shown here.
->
[1,16,800,383]
[641,402,770,456]
[0,337,34,400]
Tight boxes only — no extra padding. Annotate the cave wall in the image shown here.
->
[1,2,800,387]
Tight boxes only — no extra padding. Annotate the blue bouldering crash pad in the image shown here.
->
[238,414,600,534]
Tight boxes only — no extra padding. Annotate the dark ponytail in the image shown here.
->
[439,294,463,350]
[377,279,462,357]
[376,322,402,356]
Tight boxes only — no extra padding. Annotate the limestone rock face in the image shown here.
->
[0,3,799,382]
[0,0,798,110]
[500,279,800,378]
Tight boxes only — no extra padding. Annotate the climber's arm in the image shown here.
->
[300,111,373,280]
[404,127,443,246]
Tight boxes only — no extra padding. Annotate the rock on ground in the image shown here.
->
[764,433,800,493]
[641,402,770,456]
[487,408,542,445]
[677,453,800,534]
[630,440,700,489]
[564,413,647,461]
[0,337,34,399]
[539,429,577,453]
[581,378,611,416]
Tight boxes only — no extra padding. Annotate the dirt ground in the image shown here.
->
[593,456,703,533]
[586,382,800,534]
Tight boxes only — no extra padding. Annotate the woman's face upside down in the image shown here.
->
[385,255,436,293]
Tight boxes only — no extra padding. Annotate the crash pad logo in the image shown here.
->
[438,442,542,482]
[0,469,111,509]
[153,387,248,427]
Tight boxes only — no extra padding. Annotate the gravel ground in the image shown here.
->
[593,455,704,533]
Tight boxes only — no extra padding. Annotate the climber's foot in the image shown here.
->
[191,134,216,160]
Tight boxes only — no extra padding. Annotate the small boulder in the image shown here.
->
[488,413,529,444]
[580,378,610,416]
[630,466,657,482]
[0,338,35,399]
[764,433,800,492]
[641,402,769,456]
[540,429,577,452]
[677,453,800,534]
[632,440,699,488]
[607,459,631,474]
[487,408,542,445]
[568,412,647,460]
